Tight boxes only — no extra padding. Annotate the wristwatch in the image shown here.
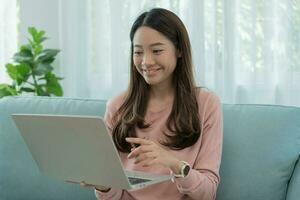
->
[173,161,191,178]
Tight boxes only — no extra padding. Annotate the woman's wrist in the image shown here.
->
[169,159,183,174]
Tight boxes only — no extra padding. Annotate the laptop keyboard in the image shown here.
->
[128,177,152,185]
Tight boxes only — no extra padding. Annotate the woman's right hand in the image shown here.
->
[80,181,111,192]
[66,180,111,192]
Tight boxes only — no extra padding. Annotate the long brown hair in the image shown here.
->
[112,8,201,153]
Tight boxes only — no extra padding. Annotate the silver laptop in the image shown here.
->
[12,114,172,190]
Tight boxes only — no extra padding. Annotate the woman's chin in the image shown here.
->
[143,75,170,87]
[144,78,160,86]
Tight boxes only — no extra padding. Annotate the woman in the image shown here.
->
[83,8,223,200]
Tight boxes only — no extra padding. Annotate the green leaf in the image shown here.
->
[20,87,35,92]
[36,49,60,63]
[31,28,46,44]
[6,64,18,80]
[6,63,31,85]
[46,83,63,96]
[56,77,64,80]
[28,27,45,44]
[0,88,13,98]
[40,37,48,43]
[33,63,53,76]
[28,27,46,45]
[36,85,49,96]
[7,86,17,95]
[11,81,16,89]
[36,30,45,43]
[16,63,31,77]
[28,27,38,39]
[27,38,35,49]
[0,84,17,98]
[16,63,31,83]
[20,44,32,54]
[35,44,43,55]
[13,51,33,63]
[41,57,55,64]
[45,73,63,96]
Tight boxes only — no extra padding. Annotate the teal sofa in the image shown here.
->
[0,96,299,200]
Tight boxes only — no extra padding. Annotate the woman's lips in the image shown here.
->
[143,68,161,76]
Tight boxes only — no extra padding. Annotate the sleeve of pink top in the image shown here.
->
[174,93,223,200]
[95,188,123,200]
[94,100,124,200]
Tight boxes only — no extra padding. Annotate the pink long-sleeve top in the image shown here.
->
[95,89,223,200]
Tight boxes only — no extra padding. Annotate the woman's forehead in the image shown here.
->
[133,26,173,47]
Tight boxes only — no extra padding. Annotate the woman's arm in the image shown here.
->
[174,93,223,200]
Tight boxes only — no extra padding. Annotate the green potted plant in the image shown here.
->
[0,27,63,98]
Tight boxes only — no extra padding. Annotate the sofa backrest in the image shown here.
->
[0,96,300,200]
[217,104,300,200]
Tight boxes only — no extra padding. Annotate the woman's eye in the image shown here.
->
[153,49,163,54]
[134,51,143,55]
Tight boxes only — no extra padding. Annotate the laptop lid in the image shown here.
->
[12,114,134,189]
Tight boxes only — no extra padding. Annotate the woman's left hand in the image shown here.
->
[126,137,181,173]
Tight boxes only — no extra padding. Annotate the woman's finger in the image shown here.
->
[65,180,93,187]
[66,180,109,190]
[80,181,99,188]
[134,152,157,164]
[140,157,159,167]
[126,137,152,145]
[80,181,89,187]
[128,145,153,158]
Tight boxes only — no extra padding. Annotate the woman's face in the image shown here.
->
[133,26,179,87]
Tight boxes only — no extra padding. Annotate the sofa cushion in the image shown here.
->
[0,96,106,200]
[217,104,300,200]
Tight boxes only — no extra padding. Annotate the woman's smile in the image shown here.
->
[142,67,162,76]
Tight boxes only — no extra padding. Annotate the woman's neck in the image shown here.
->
[149,82,174,102]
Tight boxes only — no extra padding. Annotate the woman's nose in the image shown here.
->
[142,53,155,66]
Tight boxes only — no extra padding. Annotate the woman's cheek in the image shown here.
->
[133,55,143,63]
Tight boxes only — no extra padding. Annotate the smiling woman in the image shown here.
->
[133,26,178,86]
[77,8,223,200]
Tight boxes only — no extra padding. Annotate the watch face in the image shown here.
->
[183,165,190,176]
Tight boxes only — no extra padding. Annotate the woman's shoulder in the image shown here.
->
[106,91,128,112]
[195,87,221,110]
[195,87,220,102]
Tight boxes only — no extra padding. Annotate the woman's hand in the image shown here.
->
[125,137,182,174]
[66,180,111,192]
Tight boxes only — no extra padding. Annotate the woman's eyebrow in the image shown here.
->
[149,42,166,47]
[134,42,166,48]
